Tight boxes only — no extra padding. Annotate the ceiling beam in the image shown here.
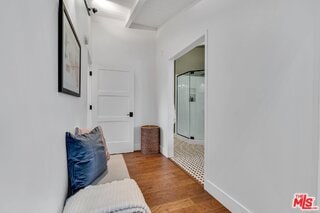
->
[125,0,148,28]
[130,23,157,31]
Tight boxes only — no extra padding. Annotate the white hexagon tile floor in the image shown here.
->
[171,137,204,184]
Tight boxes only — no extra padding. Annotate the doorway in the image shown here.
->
[171,45,205,184]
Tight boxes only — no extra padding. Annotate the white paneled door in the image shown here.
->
[92,67,134,154]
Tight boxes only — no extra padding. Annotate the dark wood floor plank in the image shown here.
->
[123,152,230,213]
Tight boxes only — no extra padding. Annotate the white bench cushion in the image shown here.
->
[92,154,130,185]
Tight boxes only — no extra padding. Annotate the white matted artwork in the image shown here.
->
[58,0,81,97]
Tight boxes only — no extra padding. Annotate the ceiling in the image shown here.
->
[90,0,202,30]
[91,0,136,21]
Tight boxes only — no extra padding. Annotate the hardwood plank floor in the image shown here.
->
[123,152,230,213]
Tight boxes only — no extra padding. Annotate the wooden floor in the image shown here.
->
[123,152,230,213]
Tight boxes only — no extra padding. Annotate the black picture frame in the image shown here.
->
[58,0,81,97]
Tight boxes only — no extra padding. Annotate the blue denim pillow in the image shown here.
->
[66,127,107,194]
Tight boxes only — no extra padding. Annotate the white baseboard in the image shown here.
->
[160,145,168,157]
[205,180,253,213]
[134,143,141,151]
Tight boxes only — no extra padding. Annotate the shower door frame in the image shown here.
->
[176,70,205,140]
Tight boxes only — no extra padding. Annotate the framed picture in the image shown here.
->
[58,0,81,97]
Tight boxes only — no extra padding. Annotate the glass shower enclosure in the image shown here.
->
[176,70,205,141]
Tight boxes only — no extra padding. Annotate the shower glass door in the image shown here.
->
[177,72,190,138]
[190,71,205,140]
[176,71,204,140]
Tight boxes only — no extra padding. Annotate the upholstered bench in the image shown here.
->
[63,155,150,213]
[64,127,150,213]
[92,154,130,185]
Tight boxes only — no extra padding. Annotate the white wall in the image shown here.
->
[155,0,320,212]
[0,0,90,212]
[91,17,157,150]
